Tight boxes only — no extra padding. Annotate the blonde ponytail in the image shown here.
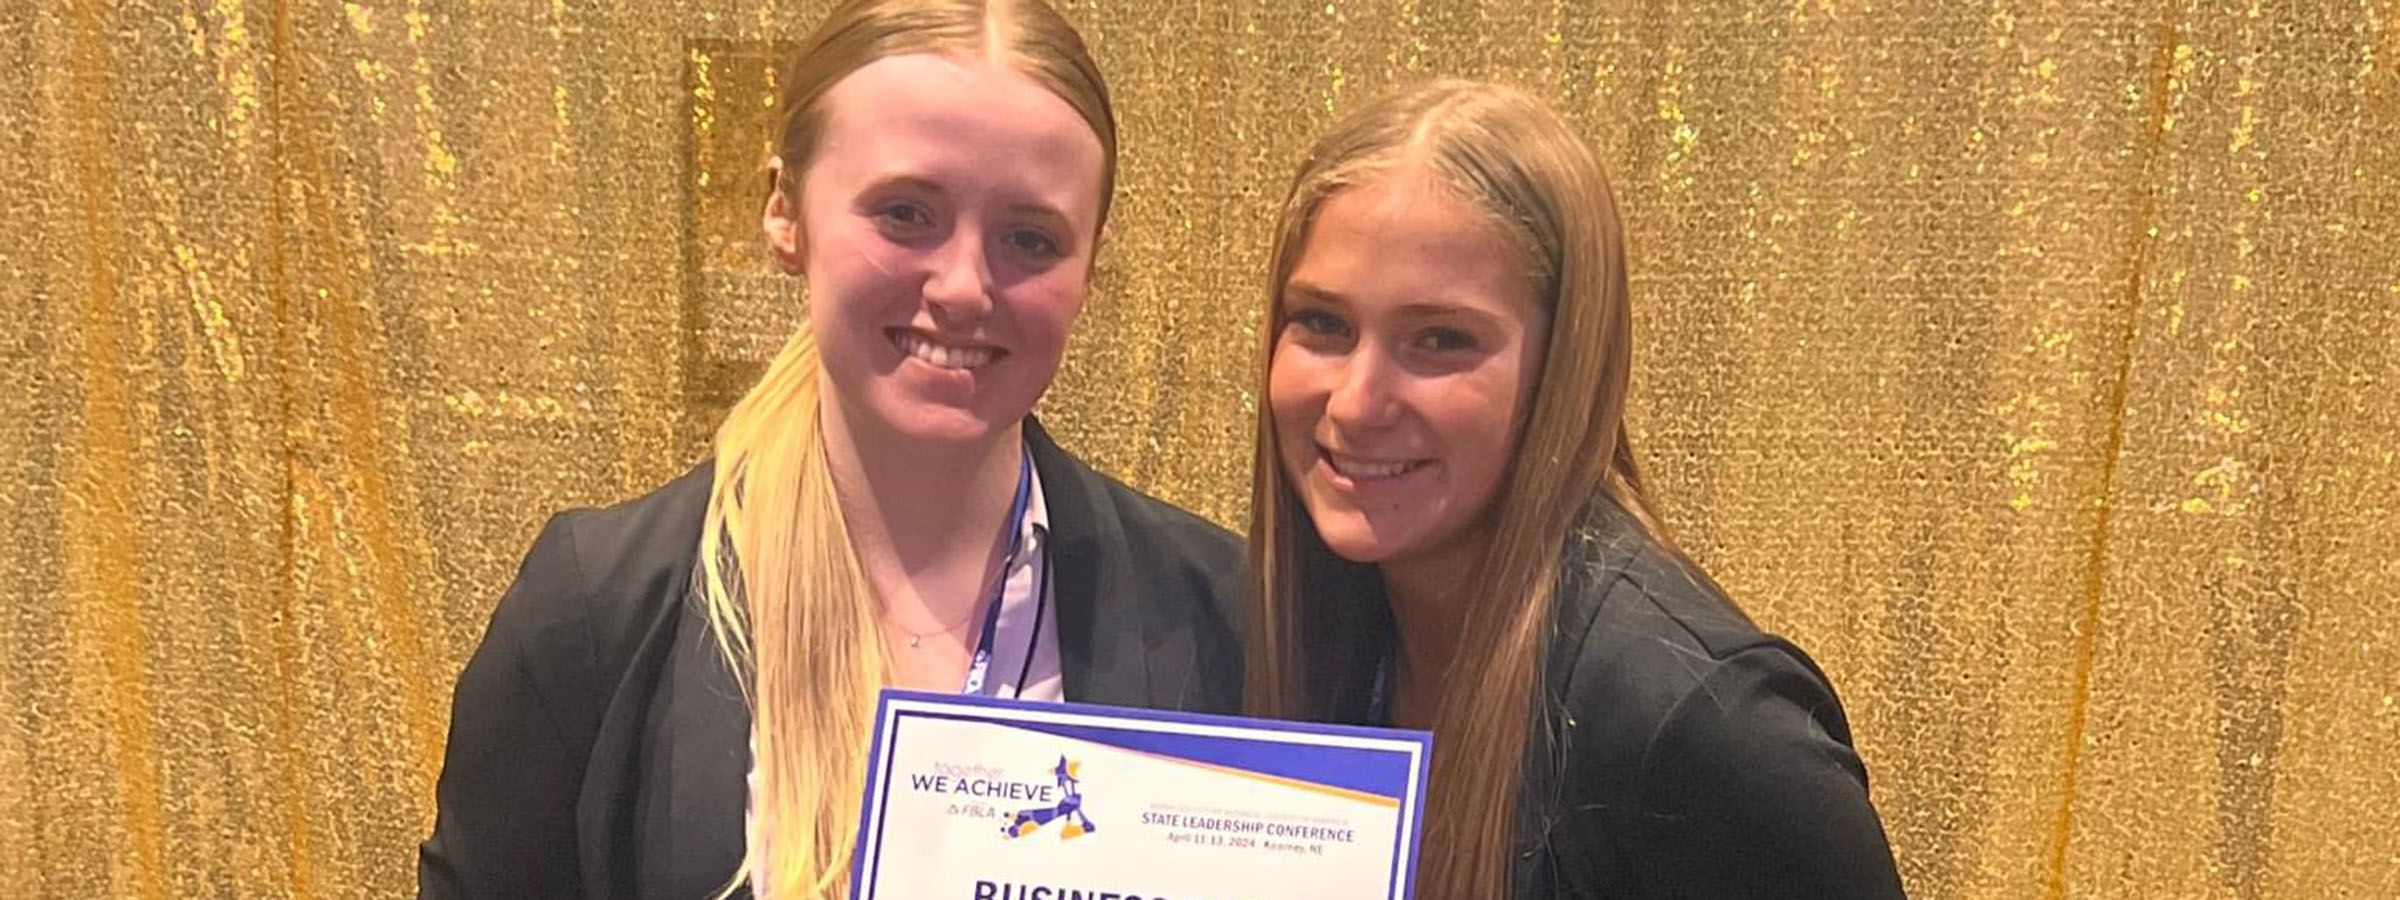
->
[697,328,888,899]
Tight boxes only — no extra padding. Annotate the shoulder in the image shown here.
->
[535,462,715,589]
[1079,465,1241,570]
[1535,508,1900,897]
[1547,512,1793,718]
[485,462,715,678]
[1542,506,1857,786]
[1024,420,1241,578]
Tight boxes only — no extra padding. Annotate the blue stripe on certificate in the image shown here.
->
[912,714,1419,801]
[851,690,1432,900]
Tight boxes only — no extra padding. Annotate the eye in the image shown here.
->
[872,201,935,231]
[1005,228,1063,260]
[1286,309,1352,339]
[1412,327,1478,352]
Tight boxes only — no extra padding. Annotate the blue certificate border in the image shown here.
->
[849,689,1432,900]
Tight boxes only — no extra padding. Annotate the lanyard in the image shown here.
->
[1366,645,1393,727]
[961,448,1041,697]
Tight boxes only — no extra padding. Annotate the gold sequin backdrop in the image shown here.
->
[3,0,2395,896]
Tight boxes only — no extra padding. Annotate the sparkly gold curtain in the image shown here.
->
[5,0,2394,897]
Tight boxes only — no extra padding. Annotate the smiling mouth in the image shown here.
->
[1321,448,1429,481]
[889,329,1003,370]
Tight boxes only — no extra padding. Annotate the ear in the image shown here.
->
[761,158,807,275]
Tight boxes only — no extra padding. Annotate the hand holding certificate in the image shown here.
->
[850,691,1431,900]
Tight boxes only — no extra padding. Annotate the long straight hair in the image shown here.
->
[1245,80,1670,899]
[695,2,1116,897]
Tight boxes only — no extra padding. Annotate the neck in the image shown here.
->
[820,392,1027,616]
[1377,535,1489,727]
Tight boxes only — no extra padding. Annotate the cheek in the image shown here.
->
[1265,344,1323,432]
[1436,367,1533,484]
[803,226,905,314]
[1267,352,1339,487]
[1452,400,1521,478]
[1004,275,1086,349]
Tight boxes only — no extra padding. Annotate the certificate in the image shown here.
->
[849,689,1431,900]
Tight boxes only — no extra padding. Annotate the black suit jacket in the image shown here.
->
[1503,508,1909,899]
[417,420,1243,900]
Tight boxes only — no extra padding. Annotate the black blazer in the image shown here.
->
[1502,507,1909,899]
[417,420,1244,900]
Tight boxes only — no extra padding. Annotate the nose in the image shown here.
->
[922,229,995,322]
[1322,341,1402,432]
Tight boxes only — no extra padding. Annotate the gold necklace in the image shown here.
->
[882,459,1028,650]
[883,592,995,649]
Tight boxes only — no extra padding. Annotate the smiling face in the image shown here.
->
[764,52,1108,446]
[1269,165,1550,570]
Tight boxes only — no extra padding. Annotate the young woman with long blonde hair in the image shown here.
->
[1247,79,1907,899]
[419,3,1242,898]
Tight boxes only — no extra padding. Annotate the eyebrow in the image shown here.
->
[1284,282,1507,327]
[1003,200,1075,232]
[859,173,950,199]
[1281,281,1350,308]
[1393,301,1505,323]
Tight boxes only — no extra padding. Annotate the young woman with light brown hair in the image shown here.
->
[418,3,1242,898]
[1247,79,1907,899]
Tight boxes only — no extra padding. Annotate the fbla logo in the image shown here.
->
[1002,756,1096,840]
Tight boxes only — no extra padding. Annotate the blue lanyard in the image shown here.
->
[961,449,1038,697]
[1366,645,1393,727]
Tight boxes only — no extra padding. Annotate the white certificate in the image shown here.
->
[849,690,1431,900]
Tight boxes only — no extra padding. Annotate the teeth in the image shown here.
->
[1327,454,1415,480]
[894,332,997,370]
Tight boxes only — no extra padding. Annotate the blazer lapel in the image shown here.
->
[1024,417,1157,709]
[644,593,754,898]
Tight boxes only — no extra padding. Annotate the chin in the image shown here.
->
[883,409,1012,444]
[871,385,1042,442]
[1312,517,1411,565]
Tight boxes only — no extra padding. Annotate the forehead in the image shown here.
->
[1288,169,1538,314]
[807,53,1105,203]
